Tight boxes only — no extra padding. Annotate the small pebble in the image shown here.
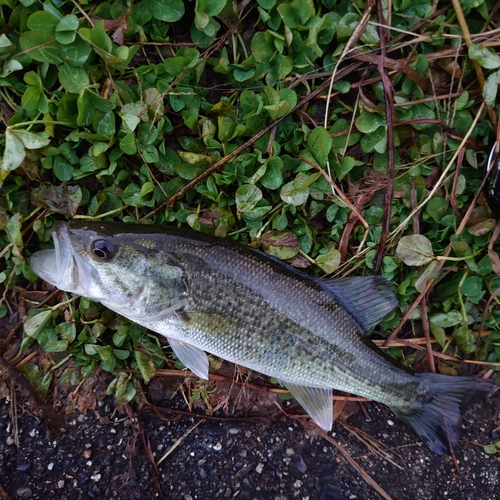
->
[255,463,264,474]
[16,488,33,498]
[293,455,307,473]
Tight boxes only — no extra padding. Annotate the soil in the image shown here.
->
[0,366,499,500]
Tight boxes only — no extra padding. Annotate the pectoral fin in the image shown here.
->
[169,339,209,380]
[281,381,333,430]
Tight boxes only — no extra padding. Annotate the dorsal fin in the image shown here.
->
[317,276,398,332]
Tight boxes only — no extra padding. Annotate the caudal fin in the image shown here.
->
[391,373,495,455]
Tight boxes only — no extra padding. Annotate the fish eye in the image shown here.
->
[91,239,115,261]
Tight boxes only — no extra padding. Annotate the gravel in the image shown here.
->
[0,388,499,500]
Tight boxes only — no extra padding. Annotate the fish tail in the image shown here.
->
[391,373,495,454]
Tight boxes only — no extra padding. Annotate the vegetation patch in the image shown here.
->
[0,0,499,445]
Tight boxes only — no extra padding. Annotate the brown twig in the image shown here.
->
[0,480,12,500]
[410,177,436,373]
[156,420,203,466]
[136,410,165,500]
[148,403,276,425]
[450,148,465,220]
[384,133,489,347]
[451,0,496,124]
[374,1,395,274]
[0,352,63,430]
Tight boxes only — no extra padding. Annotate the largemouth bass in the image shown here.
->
[30,221,495,454]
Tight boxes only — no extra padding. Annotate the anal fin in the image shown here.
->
[281,381,333,430]
[169,338,209,380]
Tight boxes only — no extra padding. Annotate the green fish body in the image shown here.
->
[30,222,495,454]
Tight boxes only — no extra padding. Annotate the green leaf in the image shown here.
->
[415,260,439,293]
[258,0,276,7]
[60,35,93,66]
[31,185,83,217]
[119,133,137,154]
[19,31,62,64]
[27,11,59,33]
[91,21,112,53]
[483,71,500,107]
[396,235,435,266]
[263,88,297,119]
[55,30,76,45]
[280,173,321,206]
[307,126,332,167]
[56,14,79,32]
[59,65,90,93]
[314,242,341,274]
[24,71,42,87]
[259,230,299,259]
[461,276,484,304]
[23,310,53,338]
[452,324,477,354]
[150,0,185,22]
[429,321,446,348]
[294,0,315,24]
[56,322,76,342]
[135,350,156,382]
[484,442,500,455]
[14,130,50,149]
[235,184,263,216]
[425,196,448,224]
[53,154,75,182]
[277,3,299,28]
[428,311,463,328]
[469,44,500,69]
[261,157,284,190]
[120,112,141,132]
[0,33,15,54]
[252,32,275,63]
[22,87,43,117]
[1,129,25,172]
[266,55,293,86]
[356,111,385,133]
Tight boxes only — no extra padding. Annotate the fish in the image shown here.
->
[30,221,495,454]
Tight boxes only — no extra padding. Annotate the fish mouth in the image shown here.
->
[30,221,86,295]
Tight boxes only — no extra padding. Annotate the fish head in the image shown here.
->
[30,221,189,318]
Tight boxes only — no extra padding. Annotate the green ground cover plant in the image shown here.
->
[1,0,500,453]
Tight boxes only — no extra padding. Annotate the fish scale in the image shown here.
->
[29,221,496,455]
[131,250,420,403]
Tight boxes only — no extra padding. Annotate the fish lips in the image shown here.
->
[30,221,86,295]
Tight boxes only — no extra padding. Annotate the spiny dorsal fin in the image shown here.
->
[318,276,398,332]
